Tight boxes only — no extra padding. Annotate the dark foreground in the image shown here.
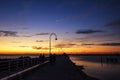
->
[21,55,98,80]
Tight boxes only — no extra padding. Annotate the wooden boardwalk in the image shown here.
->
[22,55,98,80]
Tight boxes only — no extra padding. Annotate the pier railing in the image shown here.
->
[0,56,49,79]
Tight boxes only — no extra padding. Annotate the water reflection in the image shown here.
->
[70,56,120,80]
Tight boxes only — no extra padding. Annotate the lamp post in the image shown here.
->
[49,33,57,54]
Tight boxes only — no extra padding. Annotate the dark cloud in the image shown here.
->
[36,40,47,42]
[105,20,120,27]
[55,43,76,48]
[36,40,44,42]
[36,33,49,35]
[0,30,35,37]
[81,43,95,46]
[32,46,42,50]
[21,35,33,37]
[65,32,69,34]
[0,30,18,37]
[81,42,120,46]
[19,46,29,47]
[32,46,49,50]
[0,30,50,37]
[75,29,104,34]
[100,43,120,46]
[42,47,49,50]
[22,32,50,37]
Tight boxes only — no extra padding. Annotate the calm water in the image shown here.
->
[70,55,120,80]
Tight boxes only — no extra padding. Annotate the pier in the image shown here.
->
[0,55,98,80]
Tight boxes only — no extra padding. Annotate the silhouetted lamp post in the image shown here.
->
[49,33,57,54]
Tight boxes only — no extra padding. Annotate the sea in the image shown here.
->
[70,55,120,80]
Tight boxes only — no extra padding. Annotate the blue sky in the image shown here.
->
[0,0,120,54]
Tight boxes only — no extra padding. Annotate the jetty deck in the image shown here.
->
[22,55,98,80]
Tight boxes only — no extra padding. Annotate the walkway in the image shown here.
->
[22,55,98,80]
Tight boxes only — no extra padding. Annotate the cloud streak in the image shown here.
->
[32,46,42,50]
[19,46,29,47]
[105,20,120,27]
[35,33,49,35]
[82,43,95,46]
[81,42,120,46]
[0,30,51,37]
[75,29,104,34]
[55,43,76,48]
[100,43,120,46]
[0,30,18,37]
[32,46,49,50]
[20,32,50,37]
[36,40,48,42]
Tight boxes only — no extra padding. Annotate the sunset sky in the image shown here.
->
[0,0,120,54]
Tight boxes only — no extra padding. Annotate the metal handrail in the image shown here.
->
[0,57,45,74]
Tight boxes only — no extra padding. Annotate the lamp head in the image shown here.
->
[55,37,57,40]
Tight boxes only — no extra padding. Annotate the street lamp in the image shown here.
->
[49,33,57,54]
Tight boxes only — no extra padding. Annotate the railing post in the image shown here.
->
[23,58,24,69]
[16,58,19,70]
[8,60,11,73]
